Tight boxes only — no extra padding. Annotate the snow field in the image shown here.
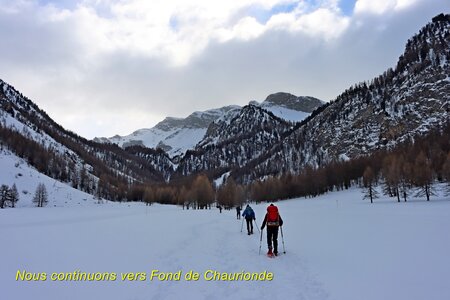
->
[1,176,449,300]
[1,203,326,300]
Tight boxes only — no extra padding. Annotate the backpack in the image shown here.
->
[267,205,279,226]
[243,207,255,219]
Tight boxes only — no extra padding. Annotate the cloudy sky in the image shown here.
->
[0,0,448,139]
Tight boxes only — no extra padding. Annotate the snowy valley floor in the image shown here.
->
[1,188,450,300]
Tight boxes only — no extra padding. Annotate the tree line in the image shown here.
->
[248,123,450,204]
[362,126,450,203]
[0,182,49,208]
[126,174,247,210]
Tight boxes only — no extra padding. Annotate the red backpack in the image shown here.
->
[267,205,279,226]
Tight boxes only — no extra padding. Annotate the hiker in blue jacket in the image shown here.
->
[242,205,256,235]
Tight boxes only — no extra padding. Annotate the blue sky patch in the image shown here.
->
[248,1,298,24]
[247,0,355,24]
[339,0,356,16]
[37,0,78,10]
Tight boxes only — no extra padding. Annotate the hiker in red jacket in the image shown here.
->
[261,203,283,256]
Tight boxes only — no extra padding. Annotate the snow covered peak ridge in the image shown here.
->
[154,105,241,131]
[200,104,290,148]
[94,105,242,157]
[175,104,292,177]
[249,92,324,123]
[95,92,323,157]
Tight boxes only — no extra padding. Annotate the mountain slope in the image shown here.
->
[0,79,172,200]
[236,14,450,182]
[174,104,292,178]
[0,149,98,207]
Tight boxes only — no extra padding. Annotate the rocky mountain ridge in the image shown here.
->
[95,93,323,157]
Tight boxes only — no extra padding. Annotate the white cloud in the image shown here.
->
[31,0,319,66]
[228,17,266,41]
[0,0,448,139]
[275,7,350,39]
[354,0,419,15]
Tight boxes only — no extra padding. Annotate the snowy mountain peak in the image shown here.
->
[262,92,324,113]
[198,103,290,149]
[246,92,324,123]
[173,104,293,177]
[152,106,242,132]
[95,93,323,157]
[95,105,242,157]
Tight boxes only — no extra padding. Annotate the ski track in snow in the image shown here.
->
[1,205,328,300]
[138,209,328,300]
[2,187,450,300]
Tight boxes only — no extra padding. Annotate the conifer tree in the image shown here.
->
[33,183,48,207]
[143,187,155,206]
[413,152,434,201]
[191,175,214,209]
[363,166,378,203]
[0,184,10,209]
[178,186,189,209]
[442,152,450,195]
[217,177,237,209]
[10,183,19,208]
[382,155,401,202]
[399,157,412,202]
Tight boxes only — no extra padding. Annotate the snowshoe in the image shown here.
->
[267,249,274,258]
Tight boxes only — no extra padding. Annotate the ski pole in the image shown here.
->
[280,226,286,254]
[259,228,263,255]
[254,219,260,234]
[240,218,244,233]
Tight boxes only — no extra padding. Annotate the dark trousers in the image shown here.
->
[267,226,279,253]
[246,218,253,233]
[237,212,241,219]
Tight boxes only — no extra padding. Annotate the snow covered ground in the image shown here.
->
[0,150,97,208]
[1,184,450,300]
[262,105,310,123]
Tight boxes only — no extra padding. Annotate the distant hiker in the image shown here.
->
[261,204,283,256]
[242,205,255,235]
[236,206,241,219]
[218,205,222,213]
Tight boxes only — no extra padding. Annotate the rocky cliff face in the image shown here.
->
[262,93,324,113]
